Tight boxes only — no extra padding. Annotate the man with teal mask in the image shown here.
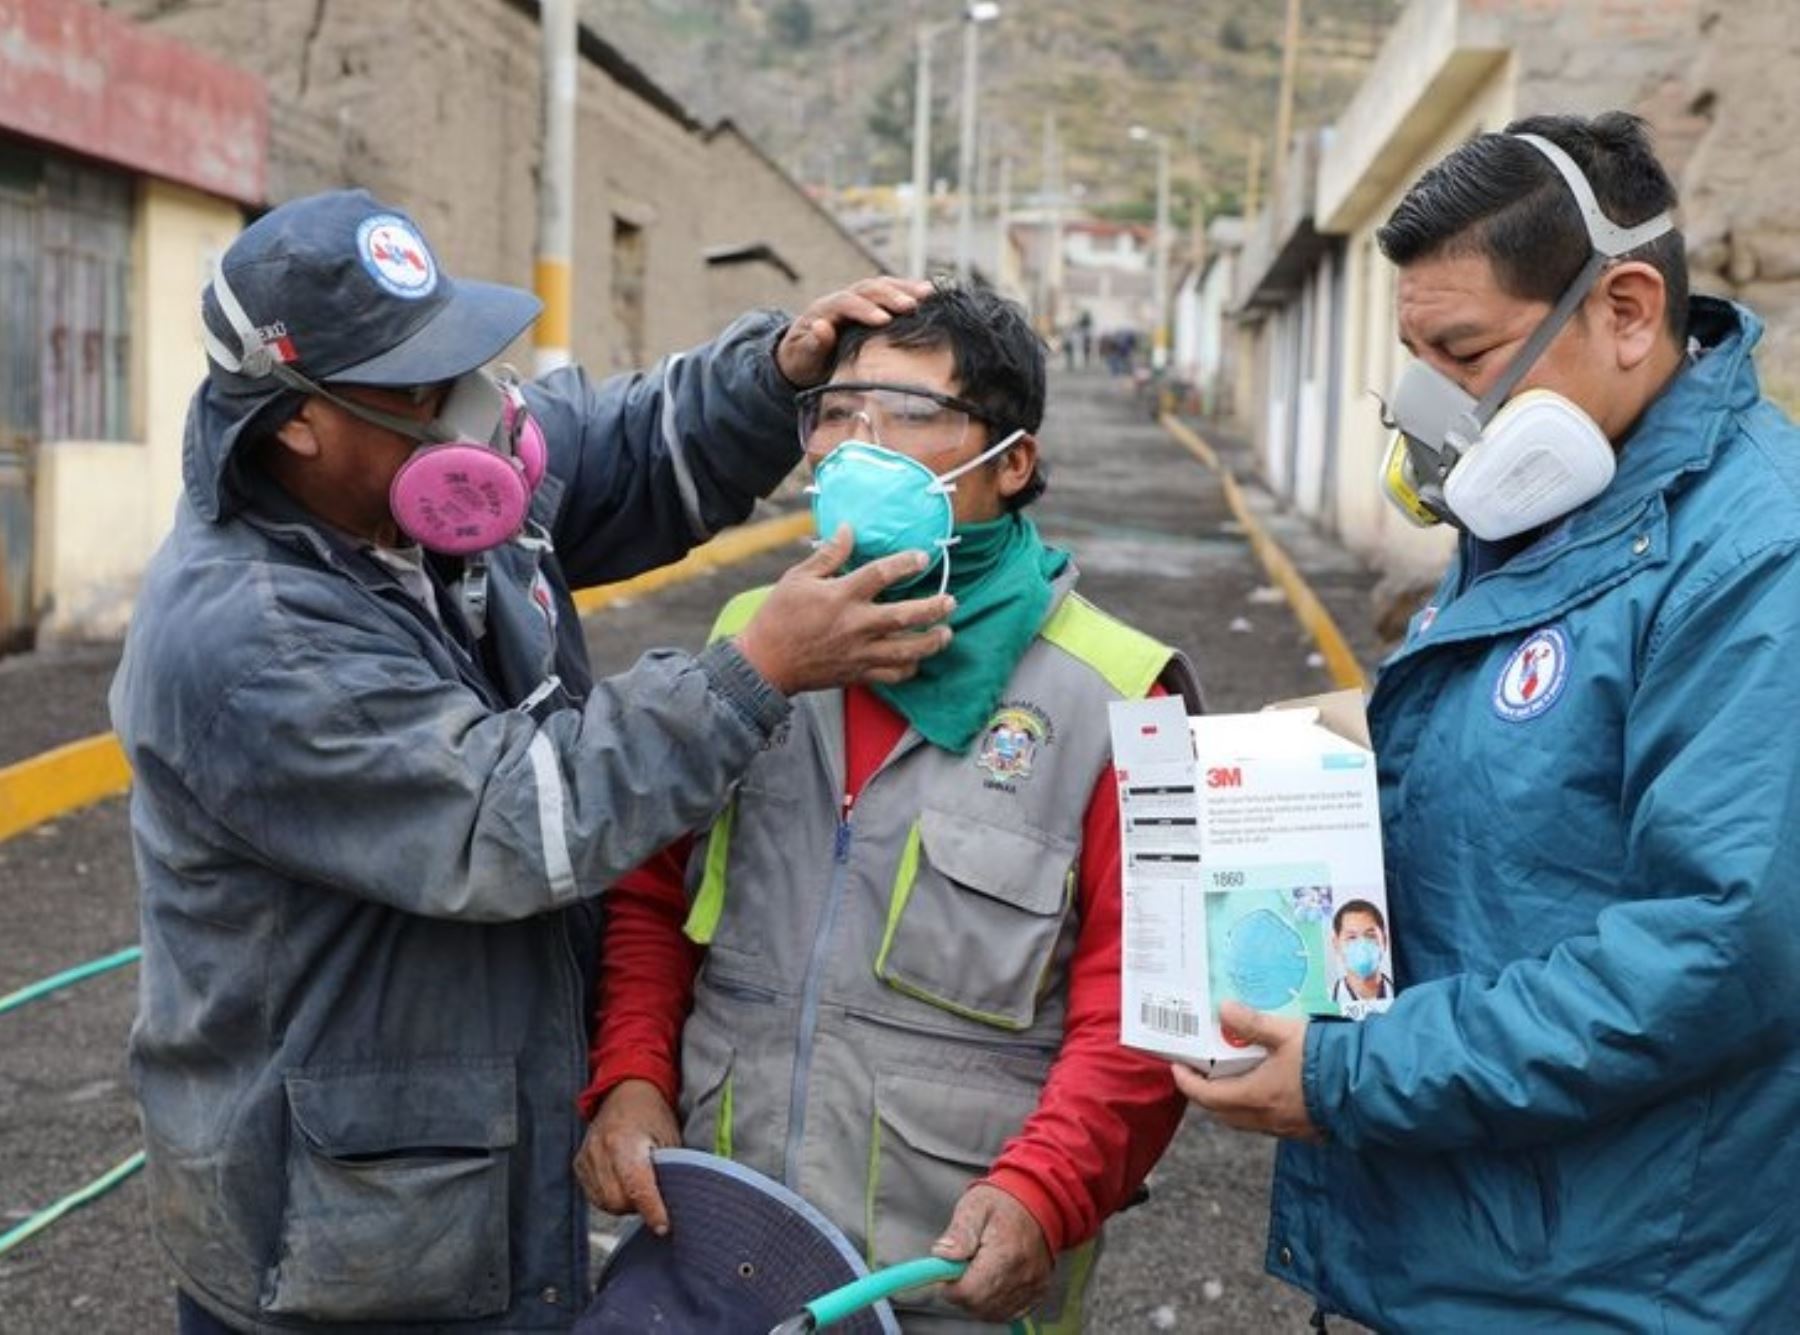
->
[575,284,1203,1331]
[1326,900,1392,1009]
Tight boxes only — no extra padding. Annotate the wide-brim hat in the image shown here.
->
[575,1149,899,1335]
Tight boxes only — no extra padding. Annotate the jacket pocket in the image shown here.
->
[868,1069,1041,1318]
[264,1058,516,1322]
[875,806,1076,1029]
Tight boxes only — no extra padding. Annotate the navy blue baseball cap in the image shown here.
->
[187,190,542,520]
[577,1150,899,1335]
[201,188,541,392]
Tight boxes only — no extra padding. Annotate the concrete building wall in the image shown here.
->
[1679,0,1800,411]
[699,127,883,333]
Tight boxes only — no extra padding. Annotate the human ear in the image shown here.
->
[272,402,324,459]
[1599,261,1668,372]
[995,434,1039,500]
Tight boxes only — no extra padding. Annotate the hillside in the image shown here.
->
[579,0,1398,225]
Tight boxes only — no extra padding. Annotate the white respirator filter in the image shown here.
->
[1440,389,1617,542]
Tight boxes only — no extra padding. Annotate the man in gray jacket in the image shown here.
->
[108,189,952,1333]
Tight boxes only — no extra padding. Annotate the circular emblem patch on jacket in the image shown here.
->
[356,214,438,299]
[1492,626,1571,722]
[976,704,1050,783]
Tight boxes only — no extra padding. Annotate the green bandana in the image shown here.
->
[873,512,1069,752]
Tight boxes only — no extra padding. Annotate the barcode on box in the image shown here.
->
[1140,999,1200,1037]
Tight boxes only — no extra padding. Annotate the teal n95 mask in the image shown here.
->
[1379,132,1676,542]
[805,430,1026,595]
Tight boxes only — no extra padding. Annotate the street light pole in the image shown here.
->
[1131,126,1171,369]
[955,3,1001,282]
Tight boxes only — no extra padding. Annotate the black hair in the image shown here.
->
[1377,112,1687,340]
[829,280,1049,509]
[1333,899,1386,936]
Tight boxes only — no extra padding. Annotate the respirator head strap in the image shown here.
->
[1466,133,1679,425]
[1469,247,1610,426]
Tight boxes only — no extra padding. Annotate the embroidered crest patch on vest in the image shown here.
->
[975,702,1053,786]
[1492,626,1571,722]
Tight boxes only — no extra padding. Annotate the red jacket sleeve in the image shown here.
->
[977,694,1186,1254]
[577,835,699,1121]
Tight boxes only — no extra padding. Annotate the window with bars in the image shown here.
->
[0,145,136,448]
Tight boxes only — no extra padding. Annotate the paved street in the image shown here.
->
[0,368,1383,1333]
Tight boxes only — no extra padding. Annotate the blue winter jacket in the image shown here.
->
[109,313,801,1331]
[1271,298,1800,1330]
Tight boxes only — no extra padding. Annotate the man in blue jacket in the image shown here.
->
[109,189,956,1333]
[1181,113,1800,1328]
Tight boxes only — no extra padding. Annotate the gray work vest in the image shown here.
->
[677,576,1200,1333]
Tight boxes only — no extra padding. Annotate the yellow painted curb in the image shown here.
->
[0,734,132,843]
[571,510,811,616]
[0,511,814,844]
[1160,413,1370,693]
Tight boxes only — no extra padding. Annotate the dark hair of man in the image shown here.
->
[828,279,1049,508]
[1376,111,1688,341]
[1333,898,1387,936]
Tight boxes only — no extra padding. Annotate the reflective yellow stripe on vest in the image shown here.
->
[682,588,770,944]
[1038,592,1172,700]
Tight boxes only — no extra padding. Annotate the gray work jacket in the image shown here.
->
[109,313,800,1332]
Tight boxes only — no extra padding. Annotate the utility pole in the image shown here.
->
[1131,126,1171,369]
[1245,134,1263,223]
[1154,132,1170,368]
[534,0,577,373]
[955,16,981,279]
[909,23,937,277]
[1188,109,1208,267]
[995,152,1012,292]
[1271,0,1302,219]
[1036,111,1054,326]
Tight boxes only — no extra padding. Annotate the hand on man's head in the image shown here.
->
[776,277,936,388]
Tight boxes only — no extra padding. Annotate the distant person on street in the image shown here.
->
[1179,112,1800,1330]
[574,283,1201,1331]
[109,188,955,1333]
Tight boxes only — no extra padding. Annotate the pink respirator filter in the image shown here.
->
[389,372,546,555]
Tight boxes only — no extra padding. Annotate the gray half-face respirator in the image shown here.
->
[1379,133,1675,542]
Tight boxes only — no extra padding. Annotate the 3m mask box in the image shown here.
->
[1109,691,1393,1075]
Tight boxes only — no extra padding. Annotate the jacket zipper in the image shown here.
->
[782,790,856,1187]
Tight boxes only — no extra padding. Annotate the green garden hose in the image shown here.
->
[0,945,146,1259]
[0,1150,146,1259]
[770,1256,1030,1333]
[0,944,141,1017]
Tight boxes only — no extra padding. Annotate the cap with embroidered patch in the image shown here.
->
[200,188,540,393]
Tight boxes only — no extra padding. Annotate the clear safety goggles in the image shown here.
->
[796,381,995,459]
